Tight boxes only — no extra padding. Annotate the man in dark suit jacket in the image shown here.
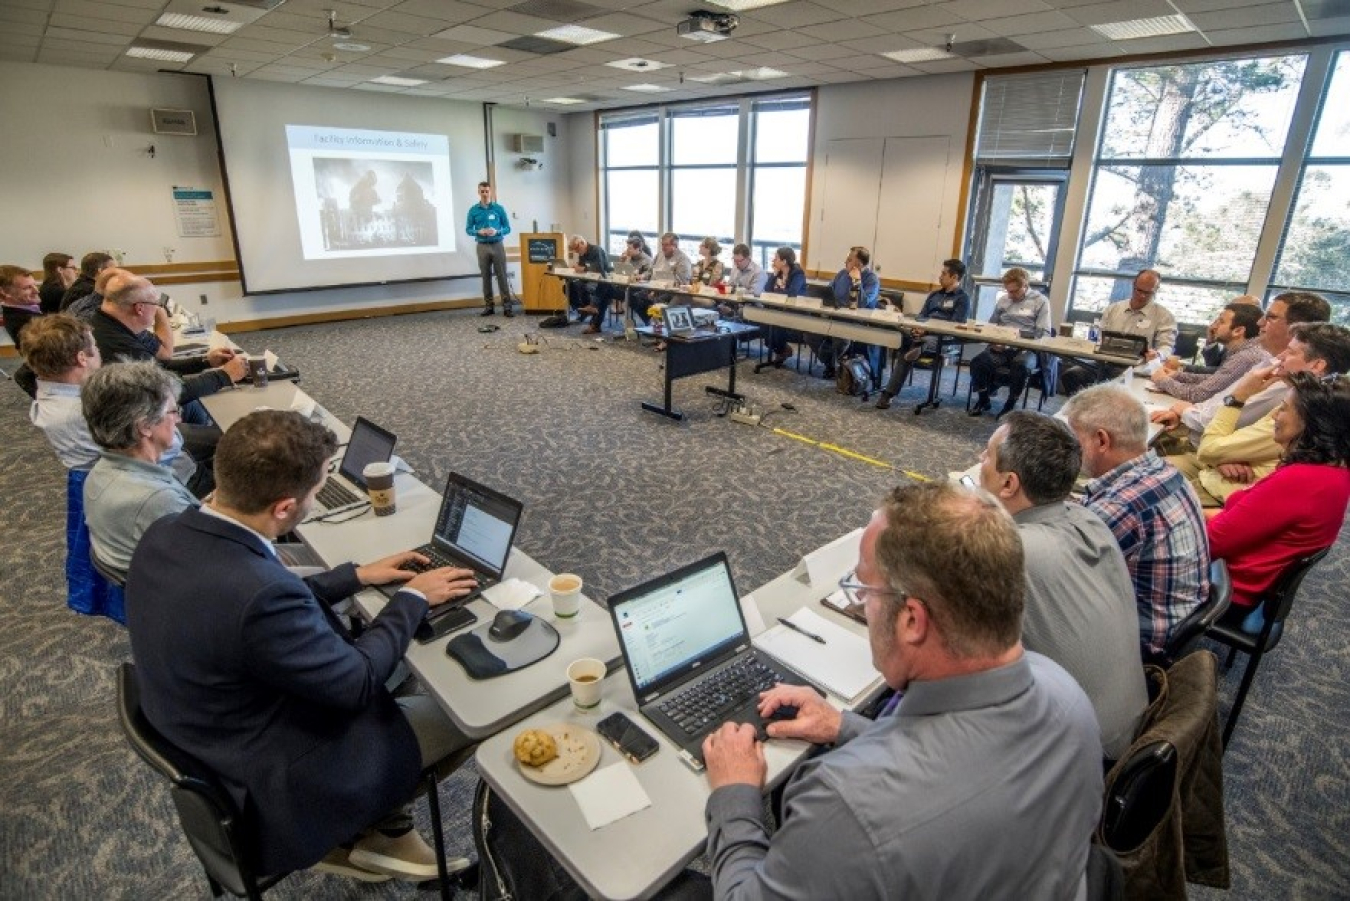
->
[126,410,480,882]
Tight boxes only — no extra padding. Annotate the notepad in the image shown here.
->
[753,608,879,702]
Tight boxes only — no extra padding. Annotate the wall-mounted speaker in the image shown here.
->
[150,108,197,136]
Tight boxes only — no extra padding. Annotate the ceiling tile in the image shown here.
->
[431,24,520,44]
[861,6,966,31]
[979,9,1080,35]
[797,20,879,42]
[1189,3,1305,29]
[470,10,563,34]
[1207,21,1313,43]
[359,9,457,36]
[944,0,1054,18]
[742,1,838,28]
[1062,0,1181,27]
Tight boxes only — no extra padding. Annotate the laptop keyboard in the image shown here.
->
[656,654,779,736]
[406,546,488,587]
[316,479,361,510]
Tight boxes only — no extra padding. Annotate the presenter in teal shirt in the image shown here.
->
[465,181,515,317]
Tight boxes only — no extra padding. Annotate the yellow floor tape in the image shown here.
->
[769,427,930,481]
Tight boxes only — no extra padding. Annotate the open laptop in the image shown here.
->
[380,471,524,607]
[308,417,397,518]
[1099,329,1150,358]
[611,261,636,277]
[608,552,811,771]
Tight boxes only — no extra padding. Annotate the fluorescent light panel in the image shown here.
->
[437,54,505,69]
[704,0,793,9]
[881,48,953,64]
[155,12,242,34]
[623,83,669,92]
[1090,14,1196,40]
[126,46,195,62]
[543,97,585,104]
[534,24,618,45]
[606,57,669,72]
[370,75,428,86]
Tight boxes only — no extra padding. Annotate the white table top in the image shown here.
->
[302,473,621,740]
[475,538,882,901]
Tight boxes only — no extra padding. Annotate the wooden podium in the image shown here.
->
[519,232,567,312]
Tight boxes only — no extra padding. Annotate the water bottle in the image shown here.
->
[1088,318,1102,344]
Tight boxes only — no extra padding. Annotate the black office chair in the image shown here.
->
[1100,740,1178,854]
[1173,324,1206,365]
[1205,547,1331,749]
[898,336,963,415]
[965,351,1058,413]
[118,662,470,900]
[118,662,287,900]
[1151,559,1232,668]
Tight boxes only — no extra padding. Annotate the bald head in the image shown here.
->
[95,266,132,295]
[106,274,157,309]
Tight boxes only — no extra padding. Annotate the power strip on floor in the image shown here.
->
[728,408,762,426]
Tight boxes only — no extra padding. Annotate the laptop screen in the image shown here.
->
[611,553,746,696]
[429,473,522,576]
[337,417,397,488]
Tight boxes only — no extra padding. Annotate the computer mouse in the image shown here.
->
[488,609,533,642]
[767,704,799,722]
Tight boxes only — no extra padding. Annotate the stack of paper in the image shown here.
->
[753,608,879,702]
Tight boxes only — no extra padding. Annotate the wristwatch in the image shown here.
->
[1223,394,1246,409]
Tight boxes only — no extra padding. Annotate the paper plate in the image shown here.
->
[516,723,602,786]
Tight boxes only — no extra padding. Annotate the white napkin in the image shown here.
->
[569,762,652,830]
[288,388,316,419]
[483,578,542,611]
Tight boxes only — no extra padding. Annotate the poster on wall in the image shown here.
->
[172,187,221,238]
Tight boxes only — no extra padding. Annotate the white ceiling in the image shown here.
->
[1,0,1347,111]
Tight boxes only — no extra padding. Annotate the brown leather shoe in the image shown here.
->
[579,304,599,316]
[582,325,601,334]
[875,393,893,410]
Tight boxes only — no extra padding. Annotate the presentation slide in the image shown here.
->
[211,78,490,294]
[285,125,455,261]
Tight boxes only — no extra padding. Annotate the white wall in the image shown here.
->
[809,74,975,284]
[0,61,575,342]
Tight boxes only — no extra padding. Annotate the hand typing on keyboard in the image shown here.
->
[355,551,479,606]
[756,684,840,745]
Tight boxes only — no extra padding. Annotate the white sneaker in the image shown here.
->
[311,847,391,882]
[348,830,471,882]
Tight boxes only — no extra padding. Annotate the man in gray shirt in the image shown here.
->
[702,482,1103,899]
[978,411,1148,759]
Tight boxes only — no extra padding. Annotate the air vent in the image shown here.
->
[510,0,605,21]
[499,36,573,54]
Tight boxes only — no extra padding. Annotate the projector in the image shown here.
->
[677,13,736,43]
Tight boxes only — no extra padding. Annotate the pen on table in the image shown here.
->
[777,617,825,644]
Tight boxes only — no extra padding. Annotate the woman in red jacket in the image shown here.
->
[1208,372,1350,633]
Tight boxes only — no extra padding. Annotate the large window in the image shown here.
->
[748,96,811,268]
[1071,55,1308,324]
[598,92,812,264]
[1270,52,1350,325]
[601,112,659,255]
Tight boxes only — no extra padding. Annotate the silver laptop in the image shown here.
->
[307,417,397,519]
[612,261,636,276]
[608,552,811,771]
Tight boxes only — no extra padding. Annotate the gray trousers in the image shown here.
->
[371,692,473,835]
[476,241,511,307]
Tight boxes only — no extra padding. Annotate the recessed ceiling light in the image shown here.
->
[880,48,953,64]
[743,67,787,80]
[623,83,670,92]
[155,12,242,34]
[534,24,619,46]
[1090,14,1196,40]
[704,0,793,9]
[332,41,371,52]
[126,46,196,62]
[606,58,669,72]
[370,75,428,87]
[543,97,586,105]
[437,54,506,69]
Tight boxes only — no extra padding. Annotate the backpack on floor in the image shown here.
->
[473,779,589,901]
[835,353,873,401]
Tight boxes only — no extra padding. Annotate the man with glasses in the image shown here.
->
[91,274,246,459]
[1060,269,1176,396]
[81,361,199,575]
[701,482,1103,898]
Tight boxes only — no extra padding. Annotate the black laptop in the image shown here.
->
[307,417,397,518]
[607,552,810,771]
[380,472,524,608]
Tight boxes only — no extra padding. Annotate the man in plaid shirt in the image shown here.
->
[1063,384,1210,659]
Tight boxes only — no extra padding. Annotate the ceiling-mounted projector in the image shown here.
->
[677,12,737,43]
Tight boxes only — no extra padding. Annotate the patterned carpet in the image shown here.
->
[1,309,1346,899]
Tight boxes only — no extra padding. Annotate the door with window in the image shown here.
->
[965,171,1068,320]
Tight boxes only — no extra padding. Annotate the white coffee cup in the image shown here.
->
[567,657,606,710]
[549,573,583,619]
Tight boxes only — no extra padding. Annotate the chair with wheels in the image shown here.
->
[1205,547,1331,749]
[965,350,1057,414]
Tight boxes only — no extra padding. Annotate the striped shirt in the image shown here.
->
[1153,337,1268,403]
[1081,451,1211,656]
